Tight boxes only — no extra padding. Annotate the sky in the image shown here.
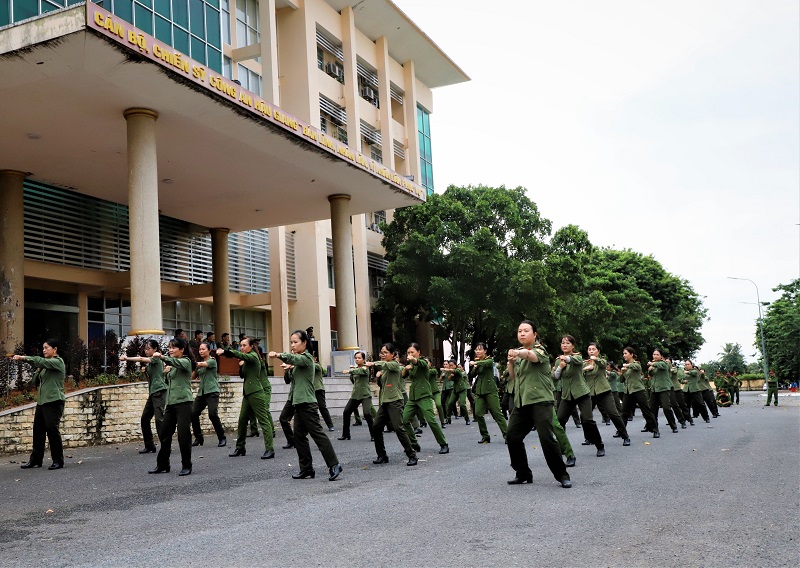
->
[394,0,800,364]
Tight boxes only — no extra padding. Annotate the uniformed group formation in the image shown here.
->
[13,320,751,487]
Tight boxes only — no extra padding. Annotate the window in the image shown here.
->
[357,61,379,107]
[327,255,335,289]
[235,0,259,47]
[237,63,262,96]
[330,330,338,352]
[417,104,434,195]
[316,27,344,84]
[3,0,84,26]
[369,146,382,163]
[221,0,230,45]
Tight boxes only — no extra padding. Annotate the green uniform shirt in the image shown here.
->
[374,361,404,404]
[669,366,681,390]
[405,358,432,401]
[650,360,672,393]
[512,343,555,407]
[313,363,325,392]
[197,357,220,396]
[28,356,66,405]
[349,366,372,400]
[441,370,454,391]
[583,357,610,396]
[453,369,468,393]
[621,362,645,394]
[223,347,265,396]
[279,351,316,404]
[559,354,589,401]
[607,371,620,393]
[145,359,167,395]
[428,368,440,395]
[258,358,272,395]
[162,356,194,405]
[685,369,700,392]
[697,370,711,391]
[470,358,498,396]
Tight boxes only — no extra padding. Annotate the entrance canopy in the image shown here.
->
[0,5,425,232]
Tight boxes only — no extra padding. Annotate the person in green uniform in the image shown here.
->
[584,343,630,446]
[606,362,623,414]
[278,362,297,449]
[269,330,342,481]
[218,337,275,460]
[426,357,446,428]
[505,321,571,488]
[469,342,508,443]
[446,362,471,424]
[15,339,66,470]
[683,361,710,422]
[667,358,692,427]
[765,370,779,406]
[440,363,455,424]
[697,365,720,418]
[190,342,227,447]
[716,388,732,407]
[150,337,195,476]
[620,347,659,437]
[338,351,375,440]
[313,357,335,432]
[647,350,679,434]
[401,343,449,454]
[120,339,166,454]
[730,373,741,405]
[366,343,421,466]
[555,335,605,456]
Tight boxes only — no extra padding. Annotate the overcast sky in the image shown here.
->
[395,0,800,364]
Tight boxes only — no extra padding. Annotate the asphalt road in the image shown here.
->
[1,391,798,567]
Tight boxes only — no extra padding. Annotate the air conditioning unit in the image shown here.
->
[334,66,344,81]
[325,62,336,75]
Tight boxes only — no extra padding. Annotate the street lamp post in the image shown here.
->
[727,277,770,384]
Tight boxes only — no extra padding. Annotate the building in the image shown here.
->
[0,0,467,367]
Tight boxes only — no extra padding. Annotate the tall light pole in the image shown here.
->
[727,277,769,383]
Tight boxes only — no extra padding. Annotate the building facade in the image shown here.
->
[0,0,466,366]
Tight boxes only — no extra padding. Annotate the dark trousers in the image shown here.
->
[612,391,623,413]
[687,391,709,420]
[730,385,740,404]
[30,400,64,465]
[621,390,658,432]
[555,390,581,426]
[157,401,192,470]
[673,390,692,424]
[447,390,469,420]
[141,390,166,449]
[191,393,226,441]
[557,394,603,448]
[341,397,375,438]
[280,399,296,446]
[501,391,512,418]
[237,391,274,451]
[441,389,453,421]
[701,389,719,416]
[293,402,339,472]
[372,400,416,459]
[316,390,334,429]
[591,391,628,438]
[506,402,569,482]
[766,385,779,405]
[650,390,678,430]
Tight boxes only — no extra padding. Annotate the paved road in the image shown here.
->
[1,391,798,567]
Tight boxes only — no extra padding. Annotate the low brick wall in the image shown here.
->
[0,376,375,455]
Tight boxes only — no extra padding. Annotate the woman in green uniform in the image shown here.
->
[426,357,446,428]
[469,342,507,443]
[120,339,166,454]
[555,335,605,457]
[366,343,421,466]
[440,363,455,424]
[313,356,335,432]
[505,321,571,488]
[269,330,342,481]
[667,358,692,427]
[15,339,66,470]
[150,338,195,476]
[606,362,623,414]
[647,350,679,434]
[620,347,659,437]
[683,361,711,421]
[190,342,227,447]
[401,343,449,454]
[338,351,375,440]
[446,362,470,424]
[217,337,275,460]
[697,366,720,418]
[583,342,630,446]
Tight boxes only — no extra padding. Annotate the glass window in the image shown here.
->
[189,0,204,36]
[13,0,39,22]
[1,1,10,27]
[172,0,188,27]
[235,0,259,47]
[154,0,170,17]
[173,25,189,54]
[115,0,134,23]
[155,15,172,43]
[206,4,220,47]
[134,2,153,34]
[417,105,434,193]
[221,0,230,45]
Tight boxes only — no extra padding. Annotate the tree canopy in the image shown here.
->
[761,279,800,381]
[378,184,707,363]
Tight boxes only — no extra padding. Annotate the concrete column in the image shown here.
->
[328,195,357,350]
[268,226,290,352]
[210,228,231,340]
[0,170,26,355]
[258,0,280,105]
[340,6,360,146]
[124,108,164,335]
[403,60,421,183]
[77,291,88,344]
[376,36,395,170]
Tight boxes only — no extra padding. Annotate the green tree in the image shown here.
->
[760,279,800,381]
[717,342,746,374]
